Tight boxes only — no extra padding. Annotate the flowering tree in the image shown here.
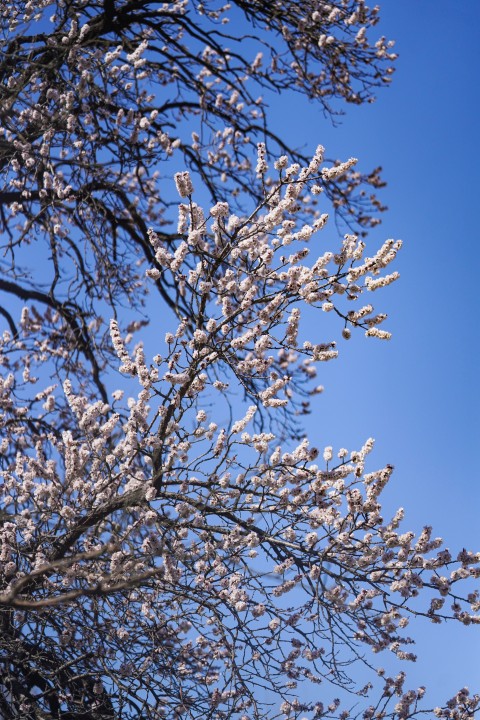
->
[0,0,395,399]
[0,2,479,720]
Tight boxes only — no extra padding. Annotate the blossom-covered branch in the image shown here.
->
[0,150,478,719]
[0,0,395,404]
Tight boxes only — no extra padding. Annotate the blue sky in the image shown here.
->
[270,0,480,705]
[288,3,480,543]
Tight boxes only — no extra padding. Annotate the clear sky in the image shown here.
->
[268,0,480,706]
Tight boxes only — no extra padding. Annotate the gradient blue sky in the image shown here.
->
[271,0,480,705]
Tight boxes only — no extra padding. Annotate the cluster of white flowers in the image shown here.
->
[174,170,194,198]
[255,141,268,175]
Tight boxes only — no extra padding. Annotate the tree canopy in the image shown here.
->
[0,0,393,399]
[0,2,478,720]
